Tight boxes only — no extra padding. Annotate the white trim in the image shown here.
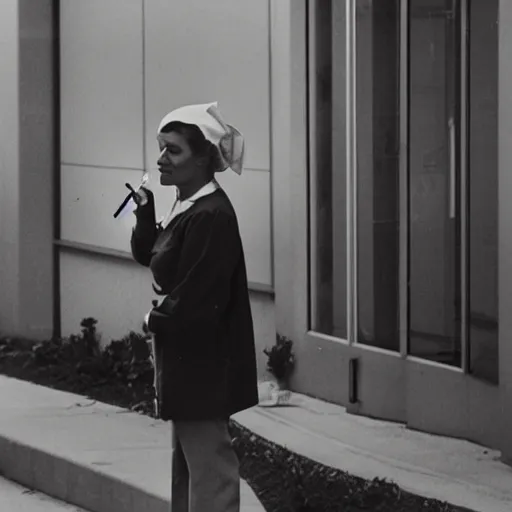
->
[142,0,147,173]
[267,0,275,291]
[61,162,143,172]
[307,330,350,347]
[346,0,357,345]
[352,342,403,358]
[406,355,465,373]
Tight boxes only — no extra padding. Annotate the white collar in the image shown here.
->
[177,179,219,204]
[161,180,219,228]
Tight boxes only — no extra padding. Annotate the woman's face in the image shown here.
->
[156,131,204,187]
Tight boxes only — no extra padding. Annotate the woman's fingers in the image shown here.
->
[125,183,149,206]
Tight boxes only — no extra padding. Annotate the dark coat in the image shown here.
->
[130,188,259,421]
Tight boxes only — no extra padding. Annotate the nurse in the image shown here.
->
[130,102,258,512]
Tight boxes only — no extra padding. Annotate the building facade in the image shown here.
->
[2,0,512,461]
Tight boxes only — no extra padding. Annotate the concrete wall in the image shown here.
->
[0,0,54,340]
[0,0,21,335]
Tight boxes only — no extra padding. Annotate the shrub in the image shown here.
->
[0,318,156,414]
[102,331,154,386]
[263,334,295,383]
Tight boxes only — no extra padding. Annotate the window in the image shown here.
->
[309,0,499,382]
[407,0,463,366]
[468,0,498,382]
[355,0,401,351]
[309,0,347,339]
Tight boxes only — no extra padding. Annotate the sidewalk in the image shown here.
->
[0,376,264,512]
[238,392,512,512]
[1,375,512,512]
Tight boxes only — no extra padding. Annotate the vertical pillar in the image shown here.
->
[0,0,55,340]
[270,0,309,343]
[0,0,21,335]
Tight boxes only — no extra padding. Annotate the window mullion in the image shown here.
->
[346,0,357,345]
[399,0,409,358]
[460,0,469,373]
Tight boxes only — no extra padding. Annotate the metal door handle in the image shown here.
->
[449,117,456,219]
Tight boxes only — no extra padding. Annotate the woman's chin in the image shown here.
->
[159,173,174,186]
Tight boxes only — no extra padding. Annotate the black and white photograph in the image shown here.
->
[0,1,510,511]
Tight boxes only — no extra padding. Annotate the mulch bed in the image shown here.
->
[0,335,475,512]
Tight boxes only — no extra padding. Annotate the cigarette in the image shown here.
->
[113,173,148,219]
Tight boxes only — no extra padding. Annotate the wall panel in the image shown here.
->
[60,0,144,169]
[60,251,274,380]
[215,169,272,286]
[143,0,270,172]
[60,165,152,251]
[60,164,272,286]
[60,0,273,288]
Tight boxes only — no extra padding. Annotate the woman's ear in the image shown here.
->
[197,145,215,169]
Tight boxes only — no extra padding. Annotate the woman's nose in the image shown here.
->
[157,147,168,166]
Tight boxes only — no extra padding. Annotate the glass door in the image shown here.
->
[308,0,500,440]
[407,0,463,367]
[308,0,407,421]
[404,0,501,440]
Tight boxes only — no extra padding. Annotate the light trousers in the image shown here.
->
[171,419,240,512]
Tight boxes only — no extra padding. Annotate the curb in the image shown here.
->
[0,436,168,512]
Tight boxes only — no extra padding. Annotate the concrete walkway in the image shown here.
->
[0,376,264,512]
[1,375,512,512]
[240,392,512,512]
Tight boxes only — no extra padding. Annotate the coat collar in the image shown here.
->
[161,180,219,228]
[178,179,219,204]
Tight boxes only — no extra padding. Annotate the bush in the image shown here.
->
[0,318,156,415]
[263,334,295,383]
[32,318,100,366]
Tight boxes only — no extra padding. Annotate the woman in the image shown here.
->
[130,102,259,512]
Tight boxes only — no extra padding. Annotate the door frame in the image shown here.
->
[306,0,406,422]
[304,0,503,446]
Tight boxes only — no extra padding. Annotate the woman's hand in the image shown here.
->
[131,186,154,208]
[143,311,151,333]
[143,299,160,334]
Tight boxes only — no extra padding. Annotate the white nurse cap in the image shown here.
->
[157,101,245,175]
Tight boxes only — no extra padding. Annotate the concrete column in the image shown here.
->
[498,0,512,461]
[270,0,308,343]
[0,0,55,340]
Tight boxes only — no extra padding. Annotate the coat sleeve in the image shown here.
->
[147,209,240,339]
[130,192,159,267]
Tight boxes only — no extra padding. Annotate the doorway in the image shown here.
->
[307,0,500,443]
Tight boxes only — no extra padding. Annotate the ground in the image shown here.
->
[0,335,474,512]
